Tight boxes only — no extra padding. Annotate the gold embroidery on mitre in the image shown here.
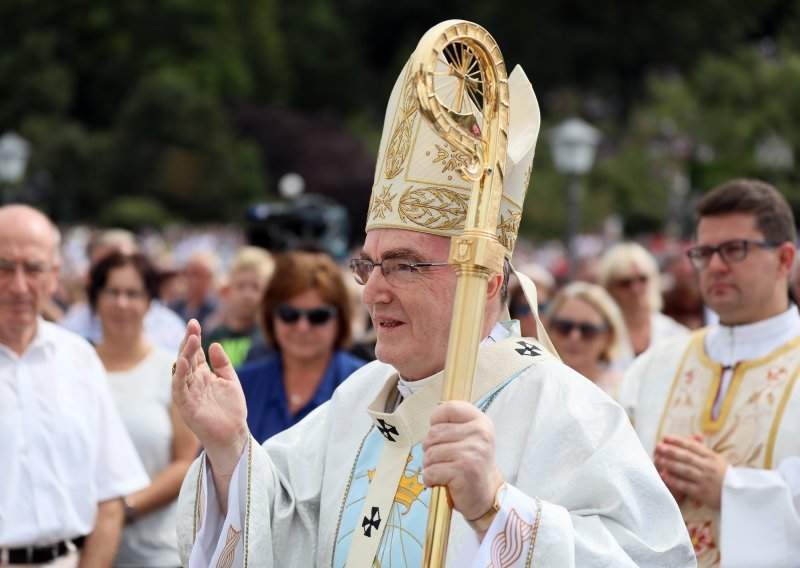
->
[398,187,468,231]
[498,211,522,252]
[370,185,396,220]
[427,143,469,181]
[367,454,426,515]
[383,67,419,180]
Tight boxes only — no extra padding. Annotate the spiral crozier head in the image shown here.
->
[365,20,541,258]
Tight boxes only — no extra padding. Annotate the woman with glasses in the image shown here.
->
[546,282,628,395]
[237,250,367,444]
[599,242,688,370]
[89,253,200,568]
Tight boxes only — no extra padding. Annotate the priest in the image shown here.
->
[172,21,695,567]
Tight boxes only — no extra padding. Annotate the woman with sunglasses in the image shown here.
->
[237,250,367,444]
[599,242,688,370]
[89,252,200,568]
[546,282,629,395]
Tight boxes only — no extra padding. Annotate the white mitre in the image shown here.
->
[365,55,541,257]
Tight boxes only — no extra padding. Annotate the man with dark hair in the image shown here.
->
[618,178,800,567]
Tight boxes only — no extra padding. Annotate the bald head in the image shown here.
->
[0,205,61,354]
[0,205,60,262]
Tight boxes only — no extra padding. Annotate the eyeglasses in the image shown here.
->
[349,258,449,286]
[509,302,549,318]
[510,304,532,317]
[0,259,53,283]
[100,288,149,301]
[611,274,648,289]
[550,317,609,340]
[275,303,338,325]
[685,239,779,270]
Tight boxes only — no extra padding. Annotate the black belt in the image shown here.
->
[3,536,85,565]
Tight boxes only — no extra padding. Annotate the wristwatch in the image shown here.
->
[466,482,506,532]
[123,496,138,524]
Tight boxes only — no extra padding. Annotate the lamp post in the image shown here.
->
[0,131,31,203]
[754,133,794,174]
[549,118,601,277]
[278,172,305,200]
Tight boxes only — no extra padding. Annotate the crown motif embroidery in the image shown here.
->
[428,143,469,180]
[367,454,426,514]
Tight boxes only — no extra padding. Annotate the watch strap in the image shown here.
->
[466,482,506,532]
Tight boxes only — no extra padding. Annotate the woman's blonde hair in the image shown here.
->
[598,242,663,312]
[547,281,629,364]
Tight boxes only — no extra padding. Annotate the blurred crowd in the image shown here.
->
[7,178,800,566]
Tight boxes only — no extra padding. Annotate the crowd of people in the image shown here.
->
[2,175,799,566]
[2,31,799,568]
[3,176,800,566]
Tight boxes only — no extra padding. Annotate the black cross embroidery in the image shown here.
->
[362,506,381,537]
[377,418,399,442]
[515,341,542,357]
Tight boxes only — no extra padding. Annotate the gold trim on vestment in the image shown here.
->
[655,330,709,441]
[244,435,252,568]
[193,453,205,544]
[654,328,800,566]
[524,496,543,567]
[765,336,800,467]
[330,426,376,568]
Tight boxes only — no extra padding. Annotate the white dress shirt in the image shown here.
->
[0,320,148,547]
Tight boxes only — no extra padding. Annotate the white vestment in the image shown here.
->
[617,307,800,567]
[177,327,694,567]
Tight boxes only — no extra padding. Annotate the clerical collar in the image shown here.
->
[707,305,800,367]
[396,321,511,400]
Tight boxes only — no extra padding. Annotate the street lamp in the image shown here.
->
[549,118,601,276]
[754,133,794,172]
[278,172,306,200]
[0,132,31,196]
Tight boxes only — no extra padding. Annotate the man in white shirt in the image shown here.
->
[0,205,148,567]
[618,178,800,567]
[171,22,694,567]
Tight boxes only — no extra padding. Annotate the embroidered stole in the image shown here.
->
[656,332,800,567]
[334,336,553,567]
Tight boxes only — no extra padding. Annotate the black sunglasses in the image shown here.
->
[275,303,338,325]
[550,317,609,340]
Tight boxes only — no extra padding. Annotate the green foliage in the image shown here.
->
[97,196,175,231]
[626,44,800,225]
[2,0,800,238]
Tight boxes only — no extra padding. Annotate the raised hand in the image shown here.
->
[172,319,249,485]
[422,401,503,524]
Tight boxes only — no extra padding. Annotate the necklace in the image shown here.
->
[289,393,303,406]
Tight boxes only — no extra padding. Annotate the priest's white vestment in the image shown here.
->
[177,327,695,567]
[617,307,800,567]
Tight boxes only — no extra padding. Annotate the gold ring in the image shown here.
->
[185,370,194,384]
